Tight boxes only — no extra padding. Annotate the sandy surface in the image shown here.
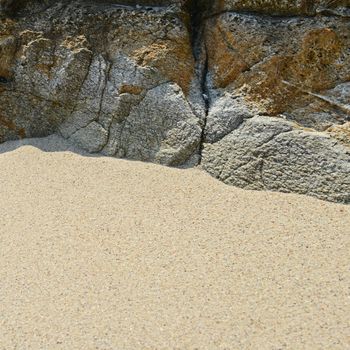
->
[0,136,349,349]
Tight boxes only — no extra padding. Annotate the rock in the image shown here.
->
[0,0,204,166]
[0,35,16,79]
[101,82,202,165]
[328,122,350,147]
[204,12,350,130]
[204,95,256,144]
[0,0,349,202]
[202,117,350,203]
[215,0,350,16]
[69,121,108,153]
[201,4,350,203]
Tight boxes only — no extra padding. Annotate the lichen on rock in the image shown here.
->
[0,0,349,202]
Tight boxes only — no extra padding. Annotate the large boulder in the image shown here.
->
[0,0,204,166]
[0,0,349,201]
[202,117,350,203]
[201,4,350,203]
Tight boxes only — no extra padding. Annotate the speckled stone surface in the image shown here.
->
[1,0,350,202]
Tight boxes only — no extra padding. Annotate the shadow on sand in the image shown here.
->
[0,134,198,170]
[0,134,104,158]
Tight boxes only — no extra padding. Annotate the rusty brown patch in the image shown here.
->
[36,63,52,76]
[119,84,143,95]
[210,22,347,116]
[328,122,350,147]
[206,21,248,89]
[0,114,26,138]
[290,28,342,91]
[247,28,344,114]
[0,35,17,79]
[131,39,194,95]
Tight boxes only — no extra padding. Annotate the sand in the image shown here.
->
[0,136,349,349]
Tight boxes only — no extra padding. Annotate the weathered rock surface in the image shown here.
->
[204,12,350,130]
[202,117,350,203]
[0,0,204,166]
[215,0,350,16]
[201,4,350,202]
[0,0,349,202]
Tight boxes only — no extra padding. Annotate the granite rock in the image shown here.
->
[0,0,349,201]
[0,0,204,165]
[201,2,350,203]
[202,117,350,203]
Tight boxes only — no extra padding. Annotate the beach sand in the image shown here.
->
[0,136,349,349]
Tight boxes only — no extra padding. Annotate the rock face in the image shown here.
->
[0,0,204,166]
[216,0,350,16]
[0,0,349,202]
[202,1,350,203]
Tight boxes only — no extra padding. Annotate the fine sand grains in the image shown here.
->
[0,137,349,349]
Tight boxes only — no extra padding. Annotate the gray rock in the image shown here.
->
[69,121,108,153]
[205,95,256,144]
[102,82,202,166]
[0,0,203,167]
[0,0,349,203]
[202,116,350,203]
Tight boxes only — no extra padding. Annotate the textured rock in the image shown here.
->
[0,0,204,165]
[201,2,350,203]
[202,117,350,203]
[0,0,349,202]
[216,0,350,16]
[204,13,350,130]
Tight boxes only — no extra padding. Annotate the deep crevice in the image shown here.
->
[184,0,212,164]
[198,47,209,164]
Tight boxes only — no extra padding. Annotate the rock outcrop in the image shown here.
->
[202,1,350,203]
[0,0,349,202]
